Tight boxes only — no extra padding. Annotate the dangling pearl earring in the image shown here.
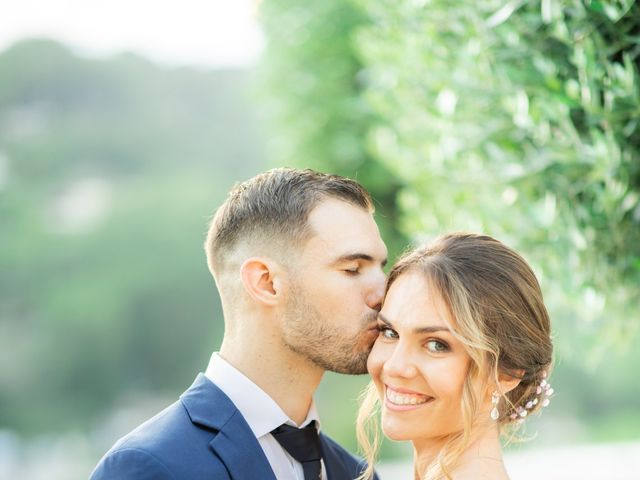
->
[490,391,500,420]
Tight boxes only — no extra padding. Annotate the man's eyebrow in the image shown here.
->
[335,253,387,267]
[378,313,450,334]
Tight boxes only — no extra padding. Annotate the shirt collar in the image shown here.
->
[204,352,321,438]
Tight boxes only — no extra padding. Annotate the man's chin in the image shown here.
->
[322,352,369,375]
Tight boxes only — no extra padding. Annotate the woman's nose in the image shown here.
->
[382,343,417,379]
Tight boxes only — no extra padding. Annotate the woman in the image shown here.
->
[357,233,553,480]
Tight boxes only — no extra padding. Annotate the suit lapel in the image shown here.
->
[180,374,277,480]
[320,434,374,480]
[319,434,350,480]
[208,411,276,480]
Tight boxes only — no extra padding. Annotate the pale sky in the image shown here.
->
[0,0,264,68]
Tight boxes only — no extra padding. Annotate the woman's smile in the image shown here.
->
[384,385,434,411]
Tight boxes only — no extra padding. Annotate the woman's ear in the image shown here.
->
[496,369,525,395]
[240,257,283,306]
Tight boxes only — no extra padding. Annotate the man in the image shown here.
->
[91,168,387,479]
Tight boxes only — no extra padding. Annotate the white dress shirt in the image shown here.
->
[205,353,327,480]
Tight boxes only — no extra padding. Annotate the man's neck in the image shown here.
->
[219,336,324,425]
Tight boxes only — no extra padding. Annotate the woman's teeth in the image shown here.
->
[386,388,431,405]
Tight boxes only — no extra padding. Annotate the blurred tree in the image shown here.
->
[258,0,408,259]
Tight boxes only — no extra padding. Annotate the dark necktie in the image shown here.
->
[270,420,323,480]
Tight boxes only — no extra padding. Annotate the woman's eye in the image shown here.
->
[379,326,398,340]
[344,267,360,275]
[426,339,449,353]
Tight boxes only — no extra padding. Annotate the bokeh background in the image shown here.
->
[1,1,639,479]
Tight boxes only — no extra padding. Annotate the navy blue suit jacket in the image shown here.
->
[90,374,375,479]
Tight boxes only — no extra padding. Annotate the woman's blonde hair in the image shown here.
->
[356,233,553,480]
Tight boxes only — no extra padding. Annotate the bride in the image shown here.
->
[357,233,554,480]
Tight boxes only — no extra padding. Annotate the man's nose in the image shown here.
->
[366,270,386,311]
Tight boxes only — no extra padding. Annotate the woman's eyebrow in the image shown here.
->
[378,313,451,334]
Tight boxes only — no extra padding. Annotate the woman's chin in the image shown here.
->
[381,418,414,442]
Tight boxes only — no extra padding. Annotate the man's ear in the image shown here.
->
[239,257,283,306]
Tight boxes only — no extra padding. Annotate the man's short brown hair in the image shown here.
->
[205,168,374,274]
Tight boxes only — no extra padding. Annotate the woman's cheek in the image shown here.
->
[367,342,387,400]
[367,340,386,379]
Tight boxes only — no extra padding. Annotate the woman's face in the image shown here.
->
[367,271,473,444]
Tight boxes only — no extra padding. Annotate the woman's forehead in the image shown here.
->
[382,273,454,328]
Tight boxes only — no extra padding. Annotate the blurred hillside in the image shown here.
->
[0,39,266,436]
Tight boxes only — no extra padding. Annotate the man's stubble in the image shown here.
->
[281,279,377,375]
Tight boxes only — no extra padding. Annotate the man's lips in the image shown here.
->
[384,385,434,411]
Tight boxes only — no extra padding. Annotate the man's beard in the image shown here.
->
[282,283,377,375]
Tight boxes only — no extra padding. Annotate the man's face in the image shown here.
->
[281,198,388,374]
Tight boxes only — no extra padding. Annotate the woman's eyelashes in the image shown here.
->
[376,323,451,353]
[425,339,450,353]
[378,325,398,339]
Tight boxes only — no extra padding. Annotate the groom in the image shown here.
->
[90,168,387,479]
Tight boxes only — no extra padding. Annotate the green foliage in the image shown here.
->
[353,0,640,347]
[0,39,266,434]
